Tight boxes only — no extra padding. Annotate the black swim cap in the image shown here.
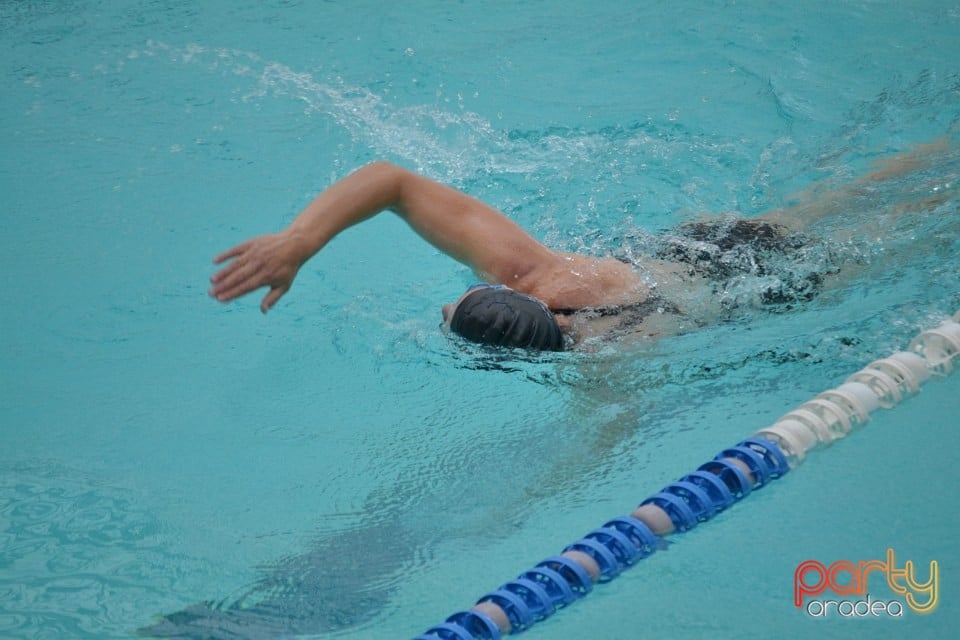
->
[449,286,565,351]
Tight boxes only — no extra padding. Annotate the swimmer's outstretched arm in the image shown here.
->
[209,162,558,312]
[760,138,951,232]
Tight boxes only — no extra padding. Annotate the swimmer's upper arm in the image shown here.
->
[391,165,559,283]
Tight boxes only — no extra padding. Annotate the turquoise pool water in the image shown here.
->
[2,1,959,639]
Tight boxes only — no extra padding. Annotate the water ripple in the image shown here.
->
[0,462,180,640]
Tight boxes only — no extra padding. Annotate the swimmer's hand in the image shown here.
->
[209,231,309,313]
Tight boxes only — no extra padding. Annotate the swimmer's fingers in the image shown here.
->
[213,240,252,266]
[209,235,276,299]
[261,285,289,314]
[209,240,255,292]
[209,255,246,289]
[209,258,266,302]
[209,232,304,307]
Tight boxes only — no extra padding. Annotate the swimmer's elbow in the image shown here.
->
[341,161,411,214]
[363,160,415,187]
[366,161,414,198]
[363,159,402,174]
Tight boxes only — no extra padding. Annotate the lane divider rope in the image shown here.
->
[413,311,960,640]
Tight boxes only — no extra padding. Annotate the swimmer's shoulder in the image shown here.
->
[534,253,651,310]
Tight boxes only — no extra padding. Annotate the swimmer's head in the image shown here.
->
[443,284,564,351]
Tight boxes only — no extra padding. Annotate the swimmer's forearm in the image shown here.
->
[210,163,418,311]
[283,161,406,261]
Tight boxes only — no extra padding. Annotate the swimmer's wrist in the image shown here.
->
[282,229,322,265]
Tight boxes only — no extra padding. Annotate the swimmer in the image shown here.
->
[209,161,705,349]
[209,143,952,350]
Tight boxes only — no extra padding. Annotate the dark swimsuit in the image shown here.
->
[562,218,824,337]
[553,295,680,337]
[654,218,827,306]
